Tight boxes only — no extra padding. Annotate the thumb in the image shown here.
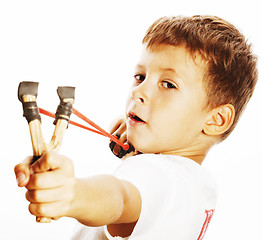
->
[14,156,32,187]
[30,151,55,173]
[30,151,72,174]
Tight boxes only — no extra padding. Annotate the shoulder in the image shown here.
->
[116,153,214,179]
[114,153,217,202]
[113,154,217,239]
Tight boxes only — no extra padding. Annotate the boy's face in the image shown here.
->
[126,44,210,157]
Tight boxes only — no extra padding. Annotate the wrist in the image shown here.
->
[66,178,81,219]
[65,176,126,227]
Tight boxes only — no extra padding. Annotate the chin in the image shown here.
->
[131,142,158,154]
[128,139,145,154]
[127,133,159,154]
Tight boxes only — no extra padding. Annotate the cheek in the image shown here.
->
[126,128,147,152]
[156,105,203,138]
[125,96,131,111]
[179,111,205,139]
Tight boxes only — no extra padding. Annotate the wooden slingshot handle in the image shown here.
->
[18,82,75,223]
[50,86,75,151]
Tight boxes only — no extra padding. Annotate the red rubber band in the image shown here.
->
[72,108,129,150]
[38,107,129,150]
[39,108,104,136]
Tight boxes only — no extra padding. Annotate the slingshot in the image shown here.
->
[18,81,75,223]
[18,81,132,222]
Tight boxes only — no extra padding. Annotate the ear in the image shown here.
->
[203,104,235,136]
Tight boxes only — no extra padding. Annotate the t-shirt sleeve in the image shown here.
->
[113,154,172,237]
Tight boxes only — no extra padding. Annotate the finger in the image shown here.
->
[112,132,127,156]
[119,132,127,144]
[111,122,126,137]
[109,117,126,135]
[26,169,72,190]
[109,132,127,156]
[109,117,123,134]
[30,151,74,174]
[26,184,74,203]
[14,156,32,187]
[30,152,54,173]
[28,201,70,219]
[109,133,120,152]
[118,143,135,158]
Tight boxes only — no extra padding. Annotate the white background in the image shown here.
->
[1,0,261,239]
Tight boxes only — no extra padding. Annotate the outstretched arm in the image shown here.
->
[14,151,141,228]
[72,175,141,227]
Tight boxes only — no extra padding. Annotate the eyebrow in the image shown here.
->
[135,65,177,73]
[159,67,177,73]
[134,64,185,88]
[134,64,145,71]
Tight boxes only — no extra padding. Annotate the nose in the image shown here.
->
[132,92,145,104]
[131,80,150,104]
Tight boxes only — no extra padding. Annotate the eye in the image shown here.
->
[133,74,145,86]
[162,81,177,89]
[134,74,146,82]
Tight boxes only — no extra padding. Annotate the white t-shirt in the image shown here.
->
[71,154,217,240]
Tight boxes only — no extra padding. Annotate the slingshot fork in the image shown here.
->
[18,81,75,223]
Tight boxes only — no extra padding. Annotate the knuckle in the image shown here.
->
[33,190,40,202]
[120,120,126,128]
[30,174,41,187]
[26,190,40,202]
[63,157,74,173]
[28,203,34,215]
[45,150,55,160]
[42,152,52,165]
[42,151,54,165]
[25,191,31,201]
[34,160,42,171]
[28,203,43,216]
[14,163,27,175]
[14,164,21,173]
[34,204,46,216]
[27,174,43,190]
[120,133,127,142]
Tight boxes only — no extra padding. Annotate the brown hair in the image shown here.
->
[143,15,258,140]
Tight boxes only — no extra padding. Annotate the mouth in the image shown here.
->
[128,112,146,124]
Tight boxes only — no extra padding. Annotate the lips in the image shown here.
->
[128,112,146,125]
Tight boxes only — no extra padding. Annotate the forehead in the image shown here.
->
[138,44,205,68]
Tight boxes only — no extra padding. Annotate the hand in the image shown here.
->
[14,151,76,220]
[109,116,136,159]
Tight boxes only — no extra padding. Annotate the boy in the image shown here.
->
[15,15,258,239]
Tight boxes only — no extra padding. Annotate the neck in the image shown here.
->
[161,151,206,165]
[159,140,213,165]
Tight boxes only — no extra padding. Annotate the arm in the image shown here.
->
[71,175,141,227]
[14,151,141,227]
